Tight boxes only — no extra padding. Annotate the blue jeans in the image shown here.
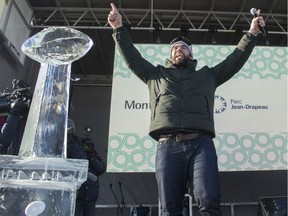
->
[155,137,222,216]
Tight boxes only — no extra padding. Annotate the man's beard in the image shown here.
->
[173,57,189,68]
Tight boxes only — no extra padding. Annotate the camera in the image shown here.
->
[0,79,32,116]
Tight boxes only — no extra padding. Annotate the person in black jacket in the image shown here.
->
[108,3,265,216]
[63,120,106,216]
[74,127,106,216]
[0,97,30,155]
[66,119,87,160]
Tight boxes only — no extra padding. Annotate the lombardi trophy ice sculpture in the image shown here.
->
[0,27,93,215]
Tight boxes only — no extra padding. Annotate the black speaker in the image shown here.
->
[258,196,287,216]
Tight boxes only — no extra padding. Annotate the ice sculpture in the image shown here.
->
[0,27,93,216]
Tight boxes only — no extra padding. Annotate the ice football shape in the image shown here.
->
[21,27,93,65]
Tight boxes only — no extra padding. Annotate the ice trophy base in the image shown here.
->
[0,155,88,216]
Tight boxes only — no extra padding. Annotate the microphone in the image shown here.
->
[250,8,266,36]
[118,181,126,208]
[109,182,123,215]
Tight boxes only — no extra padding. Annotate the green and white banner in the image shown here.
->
[107,44,287,172]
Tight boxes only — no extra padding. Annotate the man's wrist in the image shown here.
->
[113,25,125,33]
[248,29,259,36]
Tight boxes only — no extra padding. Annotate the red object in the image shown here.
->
[0,116,6,126]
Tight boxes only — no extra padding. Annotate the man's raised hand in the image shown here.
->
[107,3,122,29]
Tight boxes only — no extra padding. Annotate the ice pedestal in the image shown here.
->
[0,27,93,216]
[0,156,88,216]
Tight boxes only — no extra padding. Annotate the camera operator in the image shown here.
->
[0,80,31,155]
[67,119,87,160]
[74,127,106,216]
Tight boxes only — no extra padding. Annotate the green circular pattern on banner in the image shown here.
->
[260,48,273,59]
[109,135,124,151]
[218,150,230,166]
[123,133,140,148]
[140,136,157,150]
[268,61,281,73]
[145,46,156,57]
[223,133,239,148]
[160,46,170,55]
[108,132,286,171]
[271,135,286,149]
[264,148,279,163]
[232,149,248,165]
[114,44,287,81]
[273,48,287,58]
[131,149,147,166]
[239,135,255,150]
[113,151,129,169]
[204,47,217,59]
[255,132,271,148]
[255,59,268,71]
[193,46,203,57]
[139,45,168,60]
[248,150,263,166]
